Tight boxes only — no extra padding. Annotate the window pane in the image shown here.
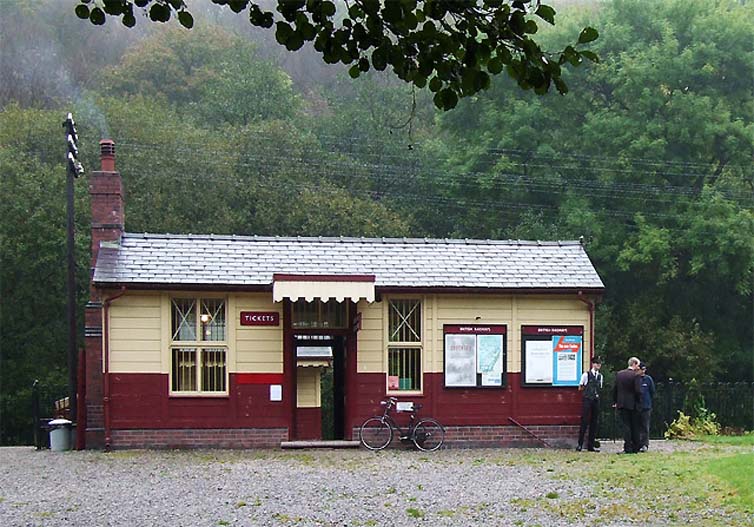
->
[201,348,226,392]
[292,300,347,329]
[172,299,196,341]
[388,299,421,342]
[388,347,421,391]
[200,299,225,341]
[172,348,196,391]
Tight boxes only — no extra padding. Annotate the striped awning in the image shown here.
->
[272,274,376,303]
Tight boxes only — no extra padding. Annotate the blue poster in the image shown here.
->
[551,335,582,386]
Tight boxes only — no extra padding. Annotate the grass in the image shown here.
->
[463,438,751,525]
[571,446,754,525]
[406,507,424,518]
[697,433,754,446]
[707,452,754,512]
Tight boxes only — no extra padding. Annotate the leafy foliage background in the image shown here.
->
[1,0,752,444]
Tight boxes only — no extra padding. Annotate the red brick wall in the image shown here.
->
[351,424,579,448]
[88,171,124,270]
[85,168,124,449]
[347,372,582,445]
[111,428,287,449]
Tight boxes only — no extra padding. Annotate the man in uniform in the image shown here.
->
[577,356,603,452]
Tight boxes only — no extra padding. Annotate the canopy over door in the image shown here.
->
[272,274,376,303]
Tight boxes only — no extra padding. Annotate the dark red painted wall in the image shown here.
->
[347,372,581,435]
[295,408,322,440]
[109,373,288,429]
[108,371,579,439]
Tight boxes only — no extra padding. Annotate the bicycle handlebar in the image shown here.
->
[380,397,399,408]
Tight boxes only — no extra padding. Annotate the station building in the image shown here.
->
[83,141,604,449]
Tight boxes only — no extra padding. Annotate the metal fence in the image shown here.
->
[599,381,754,440]
[31,380,69,449]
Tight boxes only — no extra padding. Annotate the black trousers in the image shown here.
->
[578,397,600,449]
[639,409,652,449]
[620,408,641,453]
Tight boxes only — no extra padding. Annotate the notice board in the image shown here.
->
[521,326,583,387]
[444,325,506,388]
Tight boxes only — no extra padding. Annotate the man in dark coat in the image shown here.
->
[612,356,642,453]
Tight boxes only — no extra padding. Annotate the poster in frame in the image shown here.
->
[443,325,507,388]
[521,325,584,388]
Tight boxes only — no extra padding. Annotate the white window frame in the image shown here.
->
[169,296,229,396]
[385,297,423,395]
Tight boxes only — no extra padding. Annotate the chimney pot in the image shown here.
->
[100,139,115,172]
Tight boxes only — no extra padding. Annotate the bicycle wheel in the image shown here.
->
[359,417,393,451]
[412,418,445,452]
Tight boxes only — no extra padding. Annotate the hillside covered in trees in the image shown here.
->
[1,0,752,444]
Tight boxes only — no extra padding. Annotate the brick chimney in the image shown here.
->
[84,139,124,448]
[88,139,123,268]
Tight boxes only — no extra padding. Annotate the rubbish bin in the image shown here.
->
[49,419,72,452]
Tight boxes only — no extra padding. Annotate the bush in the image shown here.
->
[665,409,720,440]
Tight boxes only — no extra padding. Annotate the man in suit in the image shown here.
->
[612,356,642,453]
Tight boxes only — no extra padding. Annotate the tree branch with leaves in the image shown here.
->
[74,0,598,109]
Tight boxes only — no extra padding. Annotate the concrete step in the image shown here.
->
[280,440,362,449]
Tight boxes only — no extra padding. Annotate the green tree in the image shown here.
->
[420,0,754,382]
[72,0,599,109]
[100,26,300,125]
[0,107,91,444]
[0,96,412,444]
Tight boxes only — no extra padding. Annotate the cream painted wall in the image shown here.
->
[235,293,283,374]
[107,292,283,375]
[296,367,321,408]
[514,296,591,373]
[356,300,383,373]
[355,294,592,376]
[107,292,591,378]
[433,295,514,373]
[108,293,162,373]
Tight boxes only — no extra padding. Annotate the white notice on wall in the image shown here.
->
[445,334,477,387]
[525,340,553,384]
[555,351,579,383]
[478,334,503,386]
[270,384,282,402]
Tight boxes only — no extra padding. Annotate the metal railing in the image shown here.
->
[31,380,69,449]
[599,381,754,440]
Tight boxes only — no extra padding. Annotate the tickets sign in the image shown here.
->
[240,311,280,326]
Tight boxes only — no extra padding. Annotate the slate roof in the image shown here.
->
[92,233,604,291]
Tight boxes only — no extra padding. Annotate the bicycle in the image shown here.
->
[359,397,445,452]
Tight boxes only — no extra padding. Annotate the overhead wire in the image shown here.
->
[113,144,753,238]
[116,141,754,206]
[115,132,753,174]
[16,140,750,237]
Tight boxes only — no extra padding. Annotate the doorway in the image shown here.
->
[294,334,346,440]
[318,336,346,440]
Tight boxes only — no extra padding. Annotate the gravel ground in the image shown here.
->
[0,441,742,527]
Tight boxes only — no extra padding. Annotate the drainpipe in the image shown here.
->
[103,286,127,451]
[577,292,596,359]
